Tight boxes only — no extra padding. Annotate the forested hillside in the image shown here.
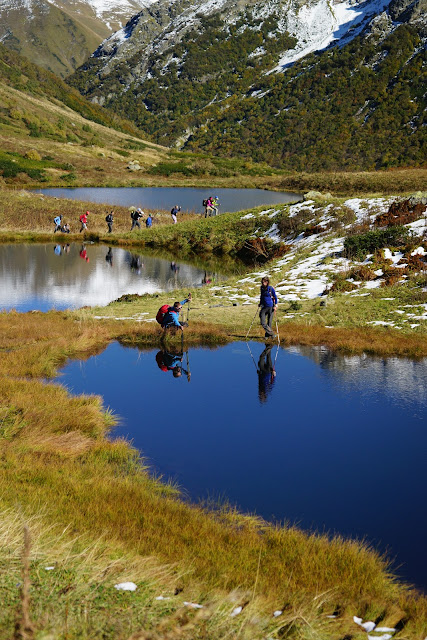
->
[69,0,426,170]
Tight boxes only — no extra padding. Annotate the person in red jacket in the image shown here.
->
[79,211,89,232]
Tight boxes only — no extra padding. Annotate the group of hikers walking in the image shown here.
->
[52,195,223,234]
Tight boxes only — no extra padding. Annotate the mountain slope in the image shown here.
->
[68,0,427,170]
[0,0,155,76]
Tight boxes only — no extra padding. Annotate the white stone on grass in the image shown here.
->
[114,582,137,591]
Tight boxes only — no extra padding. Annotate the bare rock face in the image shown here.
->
[389,0,427,24]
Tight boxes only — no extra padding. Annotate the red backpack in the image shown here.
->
[156,304,170,325]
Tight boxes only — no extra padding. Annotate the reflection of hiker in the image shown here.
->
[146,214,152,228]
[202,271,212,285]
[105,211,114,233]
[170,262,179,273]
[79,245,89,262]
[171,205,181,224]
[157,294,192,331]
[54,244,62,256]
[79,211,89,232]
[105,247,113,267]
[259,276,277,338]
[257,344,276,403]
[63,243,70,253]
[155,349,191,380]
[130,254,143,273]
[131,208,143,230]
[53,215,62,233]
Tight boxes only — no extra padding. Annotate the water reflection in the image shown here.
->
[155,346,191,381]
[257,344,277,403]
[59,342,427,590]
[0,243,223,312]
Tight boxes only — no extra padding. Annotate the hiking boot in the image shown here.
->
[265,331,275,338]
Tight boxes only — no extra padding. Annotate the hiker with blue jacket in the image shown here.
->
[161,294,192,331]
[259,276,277,338]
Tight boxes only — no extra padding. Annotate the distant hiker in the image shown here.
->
[79,211,89,232]
[171,205,181,224]
[257,343,276,403]
[106,211,114,233]
[156,294,192,331]
[105,247,113,267]
[62,223,70,233]
[155,348,191,380]
[79,245,89,262]
[131,208,143,230]
[146,214,152,228]
[205,197,214,218]
[170,262,179,273]
[259,276,277,338]
[53,215,62,233]
[211,196,219,216]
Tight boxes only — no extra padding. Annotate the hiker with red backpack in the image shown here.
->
[156,293,192,331]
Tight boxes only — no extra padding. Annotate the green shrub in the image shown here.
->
[344,226,409,260]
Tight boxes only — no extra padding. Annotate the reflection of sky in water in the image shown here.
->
[59,342,427,592]
[0,244,212,311]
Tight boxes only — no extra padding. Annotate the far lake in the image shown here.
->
[59,341,427,592]
[37,187,301,213]
[0,243,223,312]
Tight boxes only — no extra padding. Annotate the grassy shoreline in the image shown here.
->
[1,312,427,639]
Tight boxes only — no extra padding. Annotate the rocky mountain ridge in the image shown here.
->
[0,0,154,75]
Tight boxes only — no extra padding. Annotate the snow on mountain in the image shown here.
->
[273,0,393,70]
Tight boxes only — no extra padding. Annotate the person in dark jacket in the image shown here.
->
[161,294,192,331]
[171,205,181,224]
[131,208,144,230]
[259,276,277,338]
[106,211,114,233]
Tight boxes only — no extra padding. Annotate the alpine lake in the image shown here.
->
[3,187,426,593]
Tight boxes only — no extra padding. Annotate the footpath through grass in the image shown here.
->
[1,312,427,640]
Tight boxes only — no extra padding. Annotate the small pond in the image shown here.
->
[0,243,223,311]
[37,187,301,213]
[59,341,427,592]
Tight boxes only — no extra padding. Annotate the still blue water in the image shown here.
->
[37,187,301,213]
[0,243,220,311]
[58,341,427,591]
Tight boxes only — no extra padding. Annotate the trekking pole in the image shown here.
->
[245,307,259,340]
[274,309,280,345]
[187,294,191,324]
